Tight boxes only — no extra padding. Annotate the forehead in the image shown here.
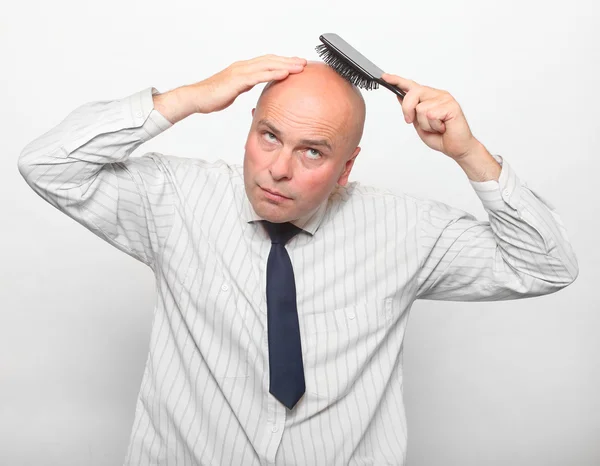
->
[255,89,353,144]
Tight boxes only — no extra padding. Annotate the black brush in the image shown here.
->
[315,33,406,98]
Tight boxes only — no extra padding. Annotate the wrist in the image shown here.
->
[455,140,502,182]
[152,85,198,124]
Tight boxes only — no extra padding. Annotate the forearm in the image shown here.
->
[455,139,502,182]
[416,163,579,300]
[152,84,199,125]
[18,86,171,208]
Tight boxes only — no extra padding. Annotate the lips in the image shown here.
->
[261,186,291,199]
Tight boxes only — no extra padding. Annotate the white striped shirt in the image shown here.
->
[17,86,579,466]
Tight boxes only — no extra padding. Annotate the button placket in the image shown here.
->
[261,398,285,464]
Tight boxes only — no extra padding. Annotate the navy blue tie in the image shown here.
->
[262,220,305,409]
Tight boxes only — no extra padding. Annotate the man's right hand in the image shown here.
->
[190,55,307,114]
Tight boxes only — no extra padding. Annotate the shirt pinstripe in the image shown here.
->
[17,86,579,466]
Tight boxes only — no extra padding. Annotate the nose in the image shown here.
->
[269,149,293,181]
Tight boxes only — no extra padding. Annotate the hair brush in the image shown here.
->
[315,33,406,98]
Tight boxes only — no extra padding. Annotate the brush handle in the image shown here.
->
[378,78,406,98]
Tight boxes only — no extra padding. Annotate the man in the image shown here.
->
[18,54,578,465]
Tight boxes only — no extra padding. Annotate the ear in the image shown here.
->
[252,108,256,118]
[337,146,361,187]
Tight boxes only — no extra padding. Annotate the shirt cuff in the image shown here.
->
[469,154,523,211]
[123,86,173,138]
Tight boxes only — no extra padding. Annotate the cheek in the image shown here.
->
[244,140,260,174]
[299,168,339,201]
[245,138,269,169]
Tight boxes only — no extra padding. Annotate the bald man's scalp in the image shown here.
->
[255,61,366,152]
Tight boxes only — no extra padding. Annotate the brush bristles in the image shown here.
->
[315,44,380,91]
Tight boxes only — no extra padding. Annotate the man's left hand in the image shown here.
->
[381,73,479,161]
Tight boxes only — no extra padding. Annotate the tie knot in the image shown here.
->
[262,221,302,245]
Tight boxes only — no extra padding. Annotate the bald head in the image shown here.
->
[255,61,366,152]
[244,61,366,223]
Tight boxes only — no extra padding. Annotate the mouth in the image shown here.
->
[260,186,292,201]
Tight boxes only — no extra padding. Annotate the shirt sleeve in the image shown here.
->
[414,154,579,301]
[17,86,175,270]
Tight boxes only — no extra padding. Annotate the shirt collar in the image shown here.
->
[240,185,329,236]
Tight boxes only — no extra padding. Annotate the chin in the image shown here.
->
[260,194,303,221]
[255,203,292,223]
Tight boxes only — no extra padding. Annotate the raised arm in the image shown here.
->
[17,86,175,269]
[414,154,578,301]
[17,55,307,270]
[378,73,579,301]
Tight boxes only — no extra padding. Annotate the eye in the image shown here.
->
[263,131,277,142]
[305,148,322,160]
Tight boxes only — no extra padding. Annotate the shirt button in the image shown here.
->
[135,110,143,118]
[221,283,229,292]
[503,189,510,197]
[348,313,355,320]
[271,426,278,433]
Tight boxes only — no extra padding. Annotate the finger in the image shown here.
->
[416,101,449,133]
[381,73,419,93]
[282,55,307,64]
[402,88,446,124]
[244,58,305,75]
[425,101,453,133]
[247,54,307,66]
[232,59,305,94]
[415,102,434,132]
[258,68,293,81]
[429,118,446,133]
[234,55,304,76]
[243,68,295,90]
[264,55,307,66]
[401,87,426,124]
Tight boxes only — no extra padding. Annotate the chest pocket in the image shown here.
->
[300,298,393,401]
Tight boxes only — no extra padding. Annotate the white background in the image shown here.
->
[2,0,598,464]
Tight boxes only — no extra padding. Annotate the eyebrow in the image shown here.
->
[257,119,333,152]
